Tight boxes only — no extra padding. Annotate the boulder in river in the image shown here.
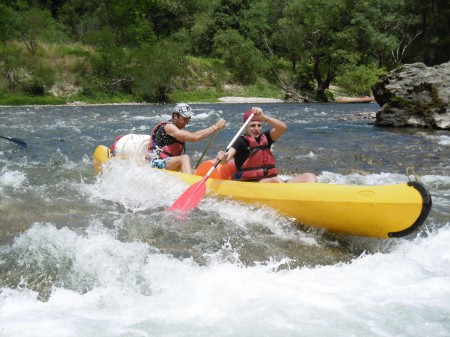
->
[372,62,450,130]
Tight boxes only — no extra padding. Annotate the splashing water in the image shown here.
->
[0,103,449,336]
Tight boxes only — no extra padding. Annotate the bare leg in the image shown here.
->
[259,173,317,183]
[287,173,317,183]
[258,176,285,183]
[165,155,193,174]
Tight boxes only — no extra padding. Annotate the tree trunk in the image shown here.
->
[313,58,335,102]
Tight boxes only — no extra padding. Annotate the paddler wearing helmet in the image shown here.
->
[148,103,227,174]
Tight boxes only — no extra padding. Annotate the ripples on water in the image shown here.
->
[0,103,449,336]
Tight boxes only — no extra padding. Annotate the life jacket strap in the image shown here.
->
[249,145,270,156]
[240,164,276,172]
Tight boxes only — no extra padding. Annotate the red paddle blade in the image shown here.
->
[166,178,207,212]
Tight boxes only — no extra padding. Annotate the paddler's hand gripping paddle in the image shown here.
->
[167,113,255,213]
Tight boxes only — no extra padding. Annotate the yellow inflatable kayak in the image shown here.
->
[93,140,432,239]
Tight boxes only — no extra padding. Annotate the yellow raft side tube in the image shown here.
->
[166,170,431,238]
[93,145,432,238]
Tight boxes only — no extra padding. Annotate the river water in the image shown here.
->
[0,103,449,336]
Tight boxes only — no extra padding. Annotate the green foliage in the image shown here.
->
[190,9,217,55]
[71,91,136,104]
[0,4,15,43]
[26,60,56,95]
[132,40,187,102]
[0,0,447,104]
[281,0,362,100]
[335,64,387,96]
[1,46,19,92]
[239,1,270,49]
[213,29,268,84]
[240,80,283,99]
[13,7,70,54]
[213,0,250,31]
[57,45,91,58]
[126,12,157,46]
[168,28,193,55]
[78,76,108,99]
[169,56,283,102]
[0,43,24,74]
[405,0,450,65]
[57,1,103,41]
[84,28,134,95]
[0,43,56,96]
[186,57,231,88]
[207,0,271,52]
[389,95,412,109]
[0,92,66,105]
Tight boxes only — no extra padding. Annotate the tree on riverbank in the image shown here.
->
[0,0,448,104]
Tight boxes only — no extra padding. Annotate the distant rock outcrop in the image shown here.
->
[372,62,450,129]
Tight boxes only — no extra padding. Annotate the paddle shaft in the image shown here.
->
[167,113,255,212]
[0,135,28,148]
[203,113,255,178]
[194,128,219,169]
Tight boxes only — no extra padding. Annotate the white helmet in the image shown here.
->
[173,103,193,118]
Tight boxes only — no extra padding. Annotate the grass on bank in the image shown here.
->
[0,91,143,105]
[0,92,67,105]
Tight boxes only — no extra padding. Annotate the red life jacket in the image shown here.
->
[109,135,124,156]
[149,122,185,159]
[239,134,278,181]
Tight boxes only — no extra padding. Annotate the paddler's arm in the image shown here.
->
[251,107,287,141]
[217,148,236,164]
[266,116,287,141]
[165,119,226,142]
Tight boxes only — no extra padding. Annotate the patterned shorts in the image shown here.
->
[150,158,170,169]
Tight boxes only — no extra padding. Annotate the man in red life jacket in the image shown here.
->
[148,103,226,174]
[216,107,317,183]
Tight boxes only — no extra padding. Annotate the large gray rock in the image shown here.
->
[372,62,450,129]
